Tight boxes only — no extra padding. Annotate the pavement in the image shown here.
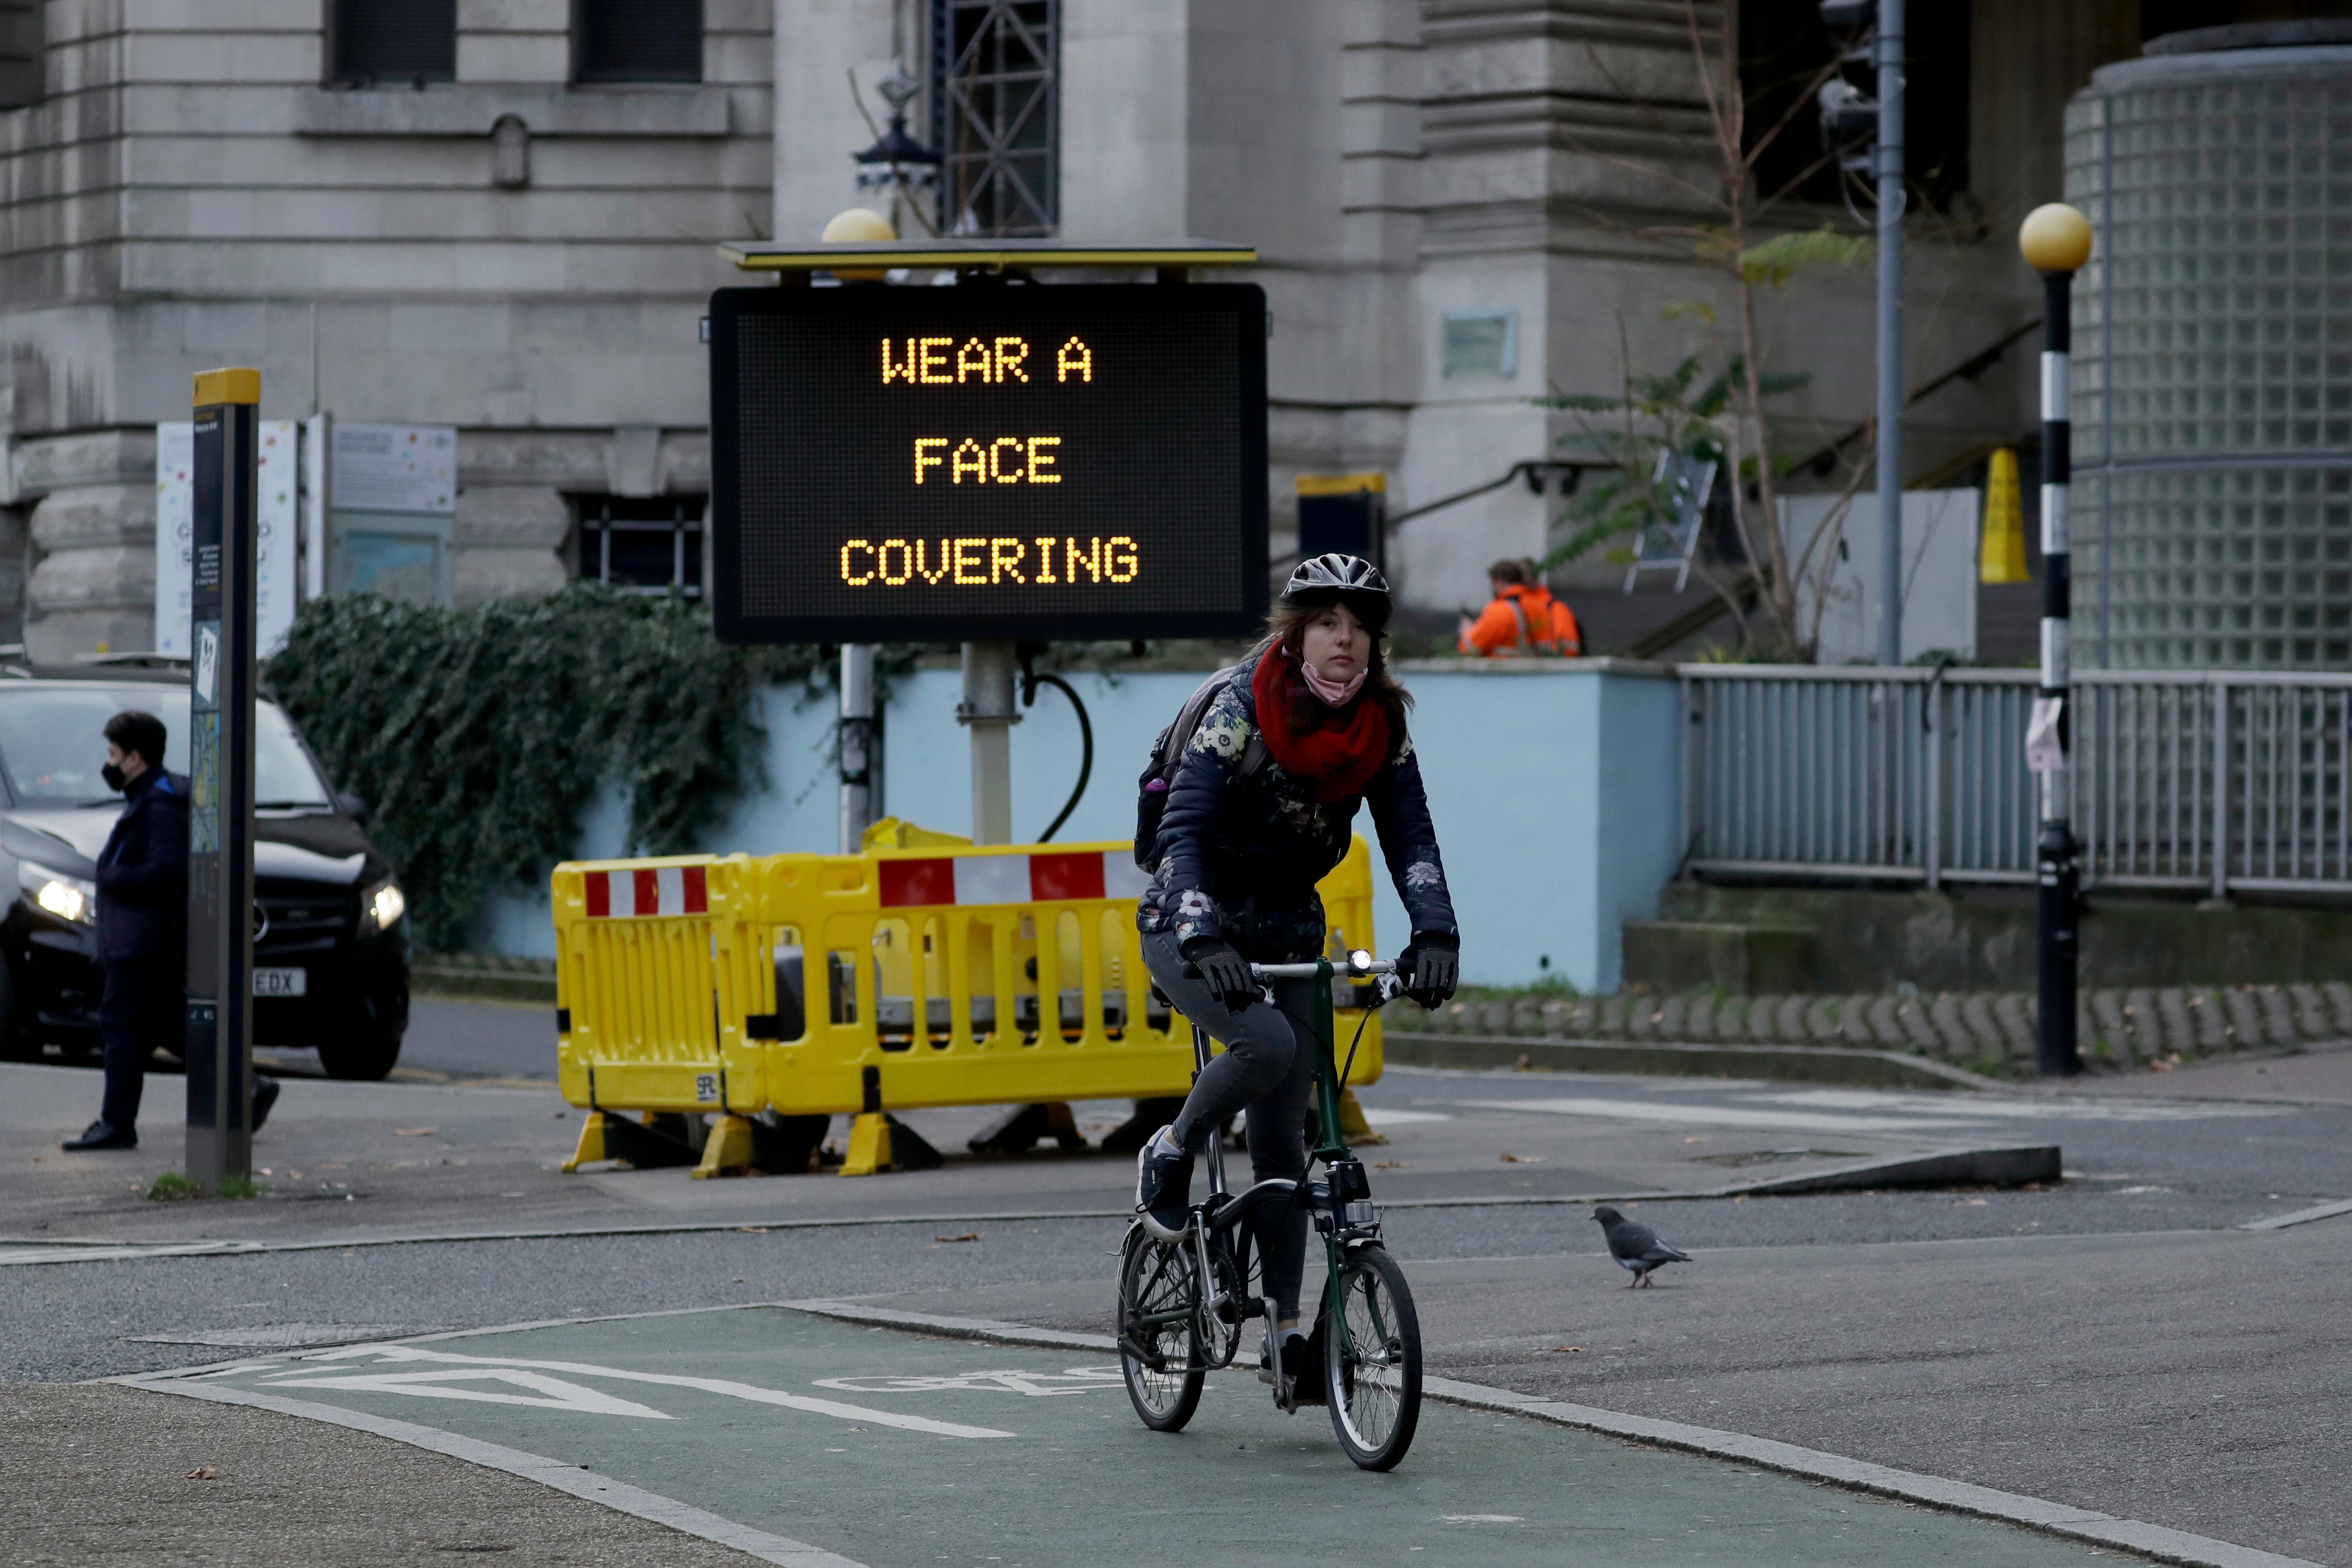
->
[4,1000,2348,1566]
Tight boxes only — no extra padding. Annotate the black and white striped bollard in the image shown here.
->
[2021,203,2093,1079]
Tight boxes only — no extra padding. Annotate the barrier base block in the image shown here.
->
[693,1114,757,1180]
[968,1102,1085,1155]
[1101,1097,1187,1153]
[562,1110,700,1173]
[1336,1087,1386,1146]
[840,1112,946,1177]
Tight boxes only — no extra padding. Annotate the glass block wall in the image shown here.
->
[2065,47,2352,670]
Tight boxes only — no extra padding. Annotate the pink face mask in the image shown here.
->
[1300,656,1367,706]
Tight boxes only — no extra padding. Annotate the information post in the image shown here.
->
[185,367,261,1187]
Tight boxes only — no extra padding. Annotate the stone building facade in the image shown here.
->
[1,0,771,659]
[0,1,2255,657]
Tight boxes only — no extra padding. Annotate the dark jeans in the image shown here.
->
[1140,930,1317,1319]
[98,956,181,1132]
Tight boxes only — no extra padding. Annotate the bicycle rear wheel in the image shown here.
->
[1118,1226,1205,1431]
[1323,1245,1422,1470]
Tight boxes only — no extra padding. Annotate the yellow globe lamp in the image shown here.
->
[2019,203,2093,275]
[821,207,897,282]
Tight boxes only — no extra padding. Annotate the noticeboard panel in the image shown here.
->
[708,283,1268,645]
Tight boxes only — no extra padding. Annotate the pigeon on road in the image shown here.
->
[1591,1206,1691,1288]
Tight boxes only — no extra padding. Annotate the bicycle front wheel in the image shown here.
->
[1323,1245,1422,1470]
[1118,1227,1205,1431]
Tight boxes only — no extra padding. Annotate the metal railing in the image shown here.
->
[1681,666,2352,897]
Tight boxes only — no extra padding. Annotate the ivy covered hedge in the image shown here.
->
[265,586,835,950]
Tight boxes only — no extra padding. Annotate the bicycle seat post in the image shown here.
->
[1192,1021,1228,1199]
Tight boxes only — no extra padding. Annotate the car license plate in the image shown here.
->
[253,968,307,998]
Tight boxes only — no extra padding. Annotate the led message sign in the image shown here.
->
[708,284,1268,644]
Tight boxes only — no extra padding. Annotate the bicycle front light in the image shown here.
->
[361,876,406,934]
[21,861,96,927]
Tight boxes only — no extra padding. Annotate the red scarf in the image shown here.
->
[1251,648,1391,801]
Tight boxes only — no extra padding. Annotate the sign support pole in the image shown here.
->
[839,643,877,853]
[959,640,1019,845]
[186,367,261,1187]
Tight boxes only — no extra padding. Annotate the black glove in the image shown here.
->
[1400,933,1459,1010]
[1181,936,1258,1011]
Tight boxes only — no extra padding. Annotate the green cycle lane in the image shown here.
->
[139,1307,2129,1568]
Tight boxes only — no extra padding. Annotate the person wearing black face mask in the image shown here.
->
[63,710,277,1151]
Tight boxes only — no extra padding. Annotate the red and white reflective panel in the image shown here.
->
[878,851,1151,909]
[583,864,708,918]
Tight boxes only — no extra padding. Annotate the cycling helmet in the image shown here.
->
[1282,554,1392,629]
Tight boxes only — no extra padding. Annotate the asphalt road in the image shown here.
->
[6,1014,2350,1564]
[252,997,559,1083]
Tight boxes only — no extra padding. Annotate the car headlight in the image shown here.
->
[20,860,96,927]
[361,876,406,934]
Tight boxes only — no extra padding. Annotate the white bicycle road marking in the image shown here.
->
[1451,1098,1984,1134]
[262,1367,672,1418]
[1360,1109,1451,1126]
[247,1343,1014,1438]
[812,1366,1124,1397]
[1747,1089,2295,1122]
[0,1241,265,1267]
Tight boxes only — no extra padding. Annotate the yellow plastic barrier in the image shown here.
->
[735,831,1383,1110]
[553,853,767,1176]
[555,826,1384,1175]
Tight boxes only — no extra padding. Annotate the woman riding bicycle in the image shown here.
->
[1134,553,1461,1382]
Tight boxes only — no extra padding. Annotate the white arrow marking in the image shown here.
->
[1453,1098,1980,1133]
[263,1368,673,1418]
[280,1344,1013,1439]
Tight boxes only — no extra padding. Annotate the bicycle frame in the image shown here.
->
[1192,957,1392,1370]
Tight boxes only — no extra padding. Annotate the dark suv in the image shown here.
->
[0,667,410,1079]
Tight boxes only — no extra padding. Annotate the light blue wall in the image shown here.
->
[476,659,1686,994]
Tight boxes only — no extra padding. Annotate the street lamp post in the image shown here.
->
[2020,202,2094,1079]
[1817,0,1905,664]
[1873,0,1905,668]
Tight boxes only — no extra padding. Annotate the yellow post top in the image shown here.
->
[1296,472,1386,497]
[718,237,1257,274]
[193,367,261,406]
[2018,203,2093,274]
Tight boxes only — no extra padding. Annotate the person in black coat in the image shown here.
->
[1132,554,1461,1383]
[63,710,275,1151]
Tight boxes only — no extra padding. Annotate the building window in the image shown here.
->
[330,0,456,87]
[574,0,703,85]
[0,1,41,110]
[931,0,1058,236]
[576,496,706,597]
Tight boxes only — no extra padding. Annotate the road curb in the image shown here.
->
[1382,1031,2005,1090]
[782,1302,2319,1568]
[1418,1377,2322,1568]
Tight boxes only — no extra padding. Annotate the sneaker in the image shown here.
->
[1133,1127,1194,1238]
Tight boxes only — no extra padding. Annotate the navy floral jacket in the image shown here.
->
[1138,649,1457,962]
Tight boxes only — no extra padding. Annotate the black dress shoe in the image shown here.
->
[62,1121,136,1151]
[251,1076,281,1134]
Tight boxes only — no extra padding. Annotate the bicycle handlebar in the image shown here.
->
[1248,959,1397,980]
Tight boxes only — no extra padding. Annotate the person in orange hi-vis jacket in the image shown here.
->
[1457,559,1582,657]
